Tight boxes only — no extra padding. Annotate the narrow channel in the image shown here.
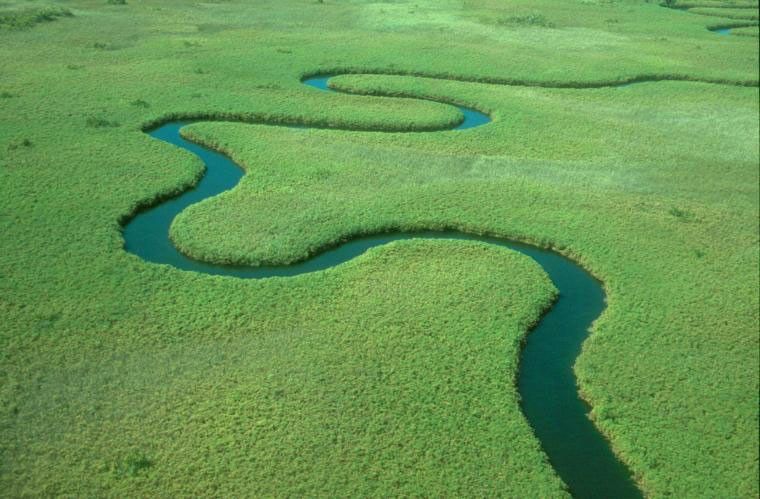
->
[122,74,642,498]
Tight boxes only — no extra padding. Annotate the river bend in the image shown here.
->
[122,74,643,498]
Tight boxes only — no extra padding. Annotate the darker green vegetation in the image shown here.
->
[92,41,117,50]
[113,452,152,478]
[0,6,71,30]
[86,116,120,128]
[662,0,760,36]
[496,13,555,28]
[690,7,759,20]
[668,206,697,222]
[6,138,32,151]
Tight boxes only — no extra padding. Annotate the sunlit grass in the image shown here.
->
[0,0,757,497]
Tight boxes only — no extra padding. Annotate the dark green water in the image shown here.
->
[301,74,491,129]
[123,75,642,498]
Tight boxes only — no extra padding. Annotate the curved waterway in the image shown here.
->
[662,3,760,35]
[123,75,642,498]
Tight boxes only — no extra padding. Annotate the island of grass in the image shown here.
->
[0,0,757,497]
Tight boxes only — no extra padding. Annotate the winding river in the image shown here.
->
[663,2,759,35]
[123,75,642,498]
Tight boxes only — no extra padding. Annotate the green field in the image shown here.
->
[1,0,758,497]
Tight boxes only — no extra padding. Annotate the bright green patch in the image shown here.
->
[0,0,757,497]
[1,241,562,496]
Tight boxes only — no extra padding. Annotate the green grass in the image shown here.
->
[495,13,556,28]
[0,5,71,30]
[733,24,760,35]
[666,0,760,35]
[689,7,760,19]
[673,0,758,7]
[2,241,561,496]
[0,0,758,497]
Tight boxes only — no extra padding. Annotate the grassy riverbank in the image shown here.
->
[1,0,757,497]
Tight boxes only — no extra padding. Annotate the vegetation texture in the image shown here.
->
[0,4,71,30]
[667,0,760,34]
[1,0,758,497]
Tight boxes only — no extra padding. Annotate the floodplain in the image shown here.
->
[1,0,758,497]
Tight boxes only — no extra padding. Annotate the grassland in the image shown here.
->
[1,0,758,497]
[668,0,760,33]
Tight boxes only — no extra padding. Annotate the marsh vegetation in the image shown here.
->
[0,0,757,497]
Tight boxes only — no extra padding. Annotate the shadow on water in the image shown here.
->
[123,74,642,499]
